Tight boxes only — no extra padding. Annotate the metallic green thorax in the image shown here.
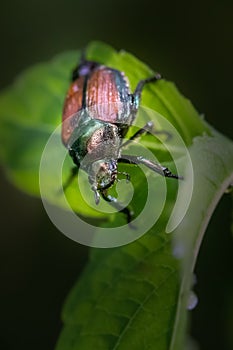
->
[67,112,121,169]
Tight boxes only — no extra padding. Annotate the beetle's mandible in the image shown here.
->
[61,52,182,225]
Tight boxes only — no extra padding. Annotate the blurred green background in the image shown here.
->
[0,0,232,349]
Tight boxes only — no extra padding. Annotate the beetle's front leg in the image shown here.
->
[118,155,183,180]
[100,189,135,227]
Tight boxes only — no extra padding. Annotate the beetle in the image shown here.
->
[61,52,182,224]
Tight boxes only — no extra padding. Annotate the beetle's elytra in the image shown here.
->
[62,53,182,225]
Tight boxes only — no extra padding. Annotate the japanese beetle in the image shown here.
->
[62,53,181,224]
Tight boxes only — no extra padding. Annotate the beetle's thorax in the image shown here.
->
[68,119,121,168]
[86,123,120,160]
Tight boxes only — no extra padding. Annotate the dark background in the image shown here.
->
[0,1,233,349]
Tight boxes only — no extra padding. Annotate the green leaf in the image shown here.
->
[55,129,233,350]
[0,41,232,349]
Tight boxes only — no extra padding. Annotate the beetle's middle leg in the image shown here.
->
[121,121,171,149]
[121,121,154,149]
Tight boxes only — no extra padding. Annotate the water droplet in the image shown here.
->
[187,290,198,310]
[172,241,185,258]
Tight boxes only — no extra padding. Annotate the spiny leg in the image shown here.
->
[121,121,171,149]
[122,73,169,147]
[133,73,162,110]
[127,73,162,128]
[118,155,183,180]
[100,189,135,227]
[121,121,153,149]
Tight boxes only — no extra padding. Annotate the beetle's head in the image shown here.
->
[88,159,117,204]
